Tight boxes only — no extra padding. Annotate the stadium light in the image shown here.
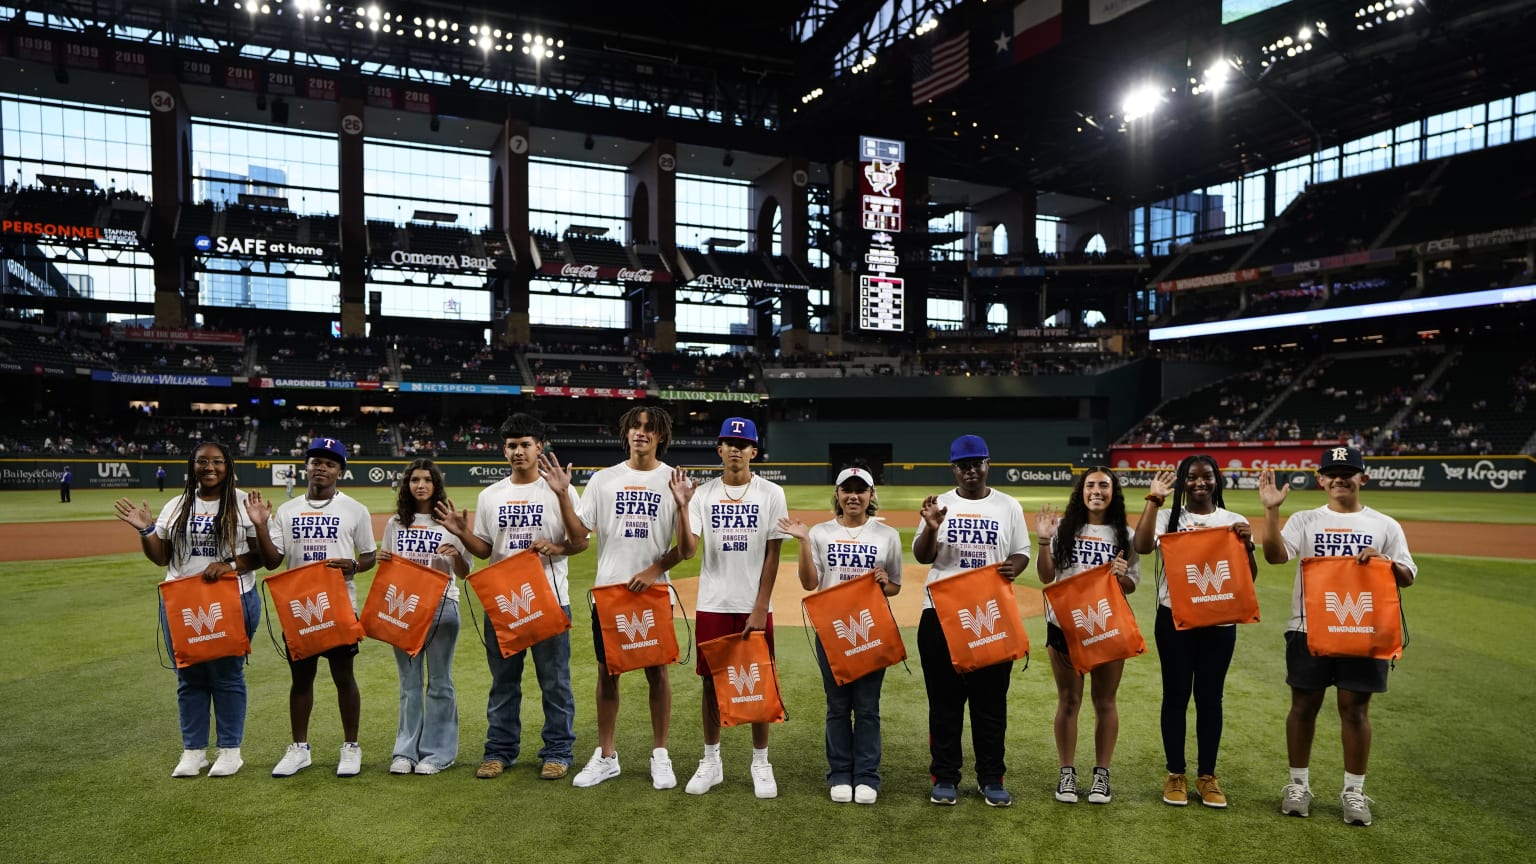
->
[1121,85,1162,122]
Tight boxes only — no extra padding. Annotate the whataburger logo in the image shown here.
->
[496,583,544,629]
[1072,599,1121,646]
[181,603,228,644]
[727,663,764,703]
[957,600,1008,649]
[290,593,335,635]
[616,610,659,651]
[378,584,419,630]
[1185,560,1235,603]
[1325,591,1374,633]
[832,609,884,656]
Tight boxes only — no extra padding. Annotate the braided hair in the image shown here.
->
[1051,466,1131,571]
[167,441,242,568]
[1165,454,1226,533]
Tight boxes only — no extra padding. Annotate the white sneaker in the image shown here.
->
[830,783,853,803]
[413,761,446,775]
[751,761,778,799]
[572,748,621,788]
[337,743,362,777]
[172,749,208,778]
[854,784,878,805]
[650,749,677,790]
[389,756,414,775]
[208,748,243,777]
[685,758,723,795]
[271,743,311,777]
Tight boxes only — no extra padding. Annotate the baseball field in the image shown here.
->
[1,483,1531,863]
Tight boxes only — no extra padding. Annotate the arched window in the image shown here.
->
[1085,233,1108,254]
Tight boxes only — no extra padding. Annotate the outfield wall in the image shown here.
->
[3,455,1531,492]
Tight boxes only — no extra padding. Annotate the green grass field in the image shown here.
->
[1,487,1533,862]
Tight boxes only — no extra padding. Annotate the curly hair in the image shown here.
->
[394,458,448,528]
[1051,466,1131,571]
[617,405,672,455]
[167,441,242,569]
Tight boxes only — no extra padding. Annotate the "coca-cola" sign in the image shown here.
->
[538,262,672,283]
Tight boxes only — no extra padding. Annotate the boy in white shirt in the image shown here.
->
[569,406,695,790]
[680,417,788,799]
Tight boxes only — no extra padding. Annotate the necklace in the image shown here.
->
[838,516,869,541]
[304,492,336,509]
[722,476,752,501]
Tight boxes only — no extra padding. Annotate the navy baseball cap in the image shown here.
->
[949,434,989,462]
[718,417,759,446]
[1319,445,1365,474]
[306,437,348,466]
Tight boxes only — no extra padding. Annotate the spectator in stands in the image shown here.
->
[1132,456,1256,810]
[1260,447,1418,827]
[380,458,469,776]
[112,441,271,778]
[1035,467,1139,806]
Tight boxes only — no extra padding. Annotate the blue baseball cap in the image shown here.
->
[718,417,759,446]
[949,434,989,462]
[1319,445,1365,474]
[306,437,348,466]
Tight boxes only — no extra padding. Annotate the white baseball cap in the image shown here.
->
[835,467,874,489]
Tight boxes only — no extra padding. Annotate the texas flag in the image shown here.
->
[986,0,1063,67]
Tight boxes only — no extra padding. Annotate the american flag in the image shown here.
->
[911,32,970,105]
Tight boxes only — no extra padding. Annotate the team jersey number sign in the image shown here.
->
[361,556,452,657]
[1301,556,1404,660]
[159,574,250,668]
[698,631,787,727]
[591,583,680,674]
[1041,562,1146,674]
[1159,526,1260,629]
[802,571,907,685]
[465,551,569,658]
[264,562,365,661]
[926,563,1030,673]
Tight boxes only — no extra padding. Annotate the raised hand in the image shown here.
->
[1034,503,1062,540]
[244,490,271,524]
[919,495,948,531]
[669,467,695,507]
[1257,469,1290,510]
[537,451,572,496]
[1148,470,1177,500]
[114,497,154,532]
[434,498,470,535]
[776,517,810,542]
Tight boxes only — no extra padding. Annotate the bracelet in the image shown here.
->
[1144,494,1166,507]
[138,524,156,537]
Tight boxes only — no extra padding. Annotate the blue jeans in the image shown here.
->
[159,589,260,749]
[482,606,576,766]
[394,598,460,770]
[815,638,886,790]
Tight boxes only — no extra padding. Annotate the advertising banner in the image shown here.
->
[91,370,233,387]
[399,381,522,395]
[111,327,245,347]
[536,262,672,284]
[533,386,646,399]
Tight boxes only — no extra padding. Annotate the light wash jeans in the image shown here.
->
[160,589,260,749]
[815,638,886,790]
[393,598,460,770]
[482,605,576,766]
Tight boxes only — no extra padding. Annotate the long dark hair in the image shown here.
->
[1052,466,1131,570]
[1166,454,1227,532]
[169,441,241,568]
[618,405,672,454]
[394,458,448,527]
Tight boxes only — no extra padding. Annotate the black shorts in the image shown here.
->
[590,610,606,666]
[286,640,360,667]
[1284,630,1389,693]
[1045,622,1068,655]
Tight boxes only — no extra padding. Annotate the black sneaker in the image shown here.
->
[1088,768,1112,804]
[1055,769,1079,804]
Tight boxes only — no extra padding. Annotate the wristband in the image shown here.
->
[1144,494,1166,507]
[138,524,156,537]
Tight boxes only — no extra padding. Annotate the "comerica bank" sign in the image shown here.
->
[388,250,496,271]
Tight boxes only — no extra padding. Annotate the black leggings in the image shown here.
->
[1154,605,1236,776]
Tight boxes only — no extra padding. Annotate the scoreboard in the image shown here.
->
[859,275,905,332]
[857,135,905,333]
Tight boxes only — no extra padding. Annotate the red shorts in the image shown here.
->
[694,610,774,677]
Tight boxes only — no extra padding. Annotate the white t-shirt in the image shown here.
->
[806,518,903,592]
[913,488,1031,610]
[688,475,789,613]
[577,461,677,587]
[382,513,469,602]
[1152,506,1250,610]
[271,491,378,608]
[1043,522,1140,626]
[473,475,579,607]
[1279,504,1417,632]
[156,491,257,592]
